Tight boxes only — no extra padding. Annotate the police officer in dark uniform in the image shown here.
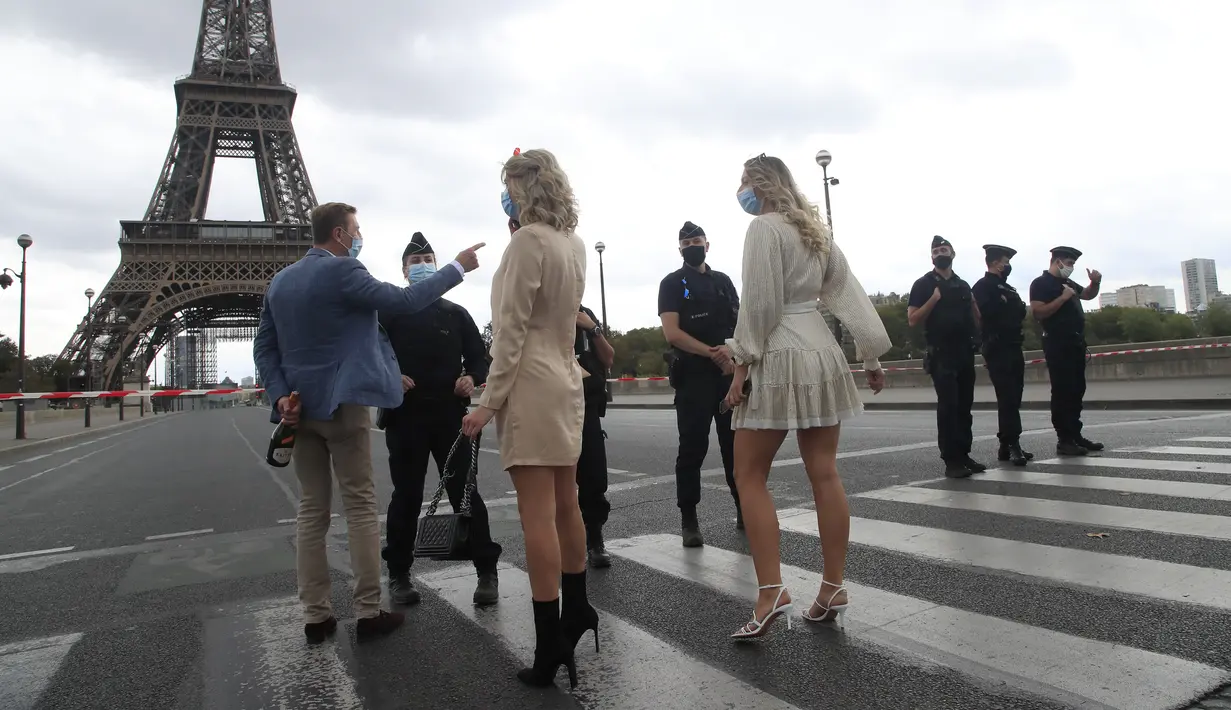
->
[973,244,1034,466]
[575,304,615,568]
[1028,246,1105,456]
[908,235,987,478]
[378,232,502,607]
[657,220,741,547]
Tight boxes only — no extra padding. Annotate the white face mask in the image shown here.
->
[1057,264,1074,279]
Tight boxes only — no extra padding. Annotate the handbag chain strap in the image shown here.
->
[425,433,480,517]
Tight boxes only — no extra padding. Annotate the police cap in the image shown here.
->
[931,235,953,250]
[680,221,705,241]
[402,232,433,261]
[1050,246,1082,261]
[982,244,1017,260]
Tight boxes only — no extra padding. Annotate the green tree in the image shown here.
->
[1084,307,1125,346]
[1119,307,1165,343]
[1199,303,1231,337]
[608,327,669,376]
[1162,313,1197,340]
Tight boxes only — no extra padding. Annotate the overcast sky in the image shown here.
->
[0,0,1227,386]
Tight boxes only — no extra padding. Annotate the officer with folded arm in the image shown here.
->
[972,244,1034,466]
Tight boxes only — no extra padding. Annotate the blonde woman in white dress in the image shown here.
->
[718,154,892,640]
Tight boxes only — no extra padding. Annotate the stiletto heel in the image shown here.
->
[517,598,579,688]
[566,658,578,689]
[593,630,600,653]
[801,579,849,625]
[561,571,600,654]
[731,584,794,640]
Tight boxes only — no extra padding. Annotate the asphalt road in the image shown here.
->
[1,404,1230,710]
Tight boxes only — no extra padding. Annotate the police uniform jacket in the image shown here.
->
[973,272,1027,348]
[908,270,978,351]
[379,298,489,408]
[657,265,740,374]
[1028,272,1086,344]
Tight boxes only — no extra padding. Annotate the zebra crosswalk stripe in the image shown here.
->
[0,633,83,710]
[417,563,802,710]
[605,533,1229,710]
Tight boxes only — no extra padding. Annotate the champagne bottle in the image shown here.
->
[266,391,300,468]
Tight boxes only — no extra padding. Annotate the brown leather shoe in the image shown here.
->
[356,610,404,640]
[304,616,337,644]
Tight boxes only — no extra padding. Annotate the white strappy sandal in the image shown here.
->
[731,584,794,640]
[801,579,849,625]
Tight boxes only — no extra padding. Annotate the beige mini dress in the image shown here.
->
[726,213,892,430]
[479,222,588,469]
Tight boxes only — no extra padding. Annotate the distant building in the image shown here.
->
[1181,258,1218,313]
[1113,284,1176,313]
[868,292,904,306]
[241,375,255,388]
[1099,293,1118,309]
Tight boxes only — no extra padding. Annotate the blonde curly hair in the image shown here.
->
[503,149,580,233]
[742,154,831,255]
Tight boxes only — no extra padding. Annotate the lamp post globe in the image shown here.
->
[815,150,832,168]
[85,287,95,300]
[595,241,605,254]
[17,233,32,249]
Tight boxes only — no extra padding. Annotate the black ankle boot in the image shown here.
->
[1006,443,1029,466]
[585,526,611,569]
[681,508,704,547]
[561,571,600,653]
[517,598,577,689]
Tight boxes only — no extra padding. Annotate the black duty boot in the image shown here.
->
[1056,440,1089,456]
[517,598,577,689]
[961,456,987,473]
[586,526,612,569]
[997,443,1012,462]
[681,508,704,548]
[473,570,499,607]
[1006,443,1029,466]
[388,572,421,606]
[944,460,973,478]
[1076,436,1105,452]
[561,571,600,653]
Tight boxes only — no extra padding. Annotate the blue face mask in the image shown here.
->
[737,188,761,215]
[407,262,436,284]
[339,230,363,258]
[501,190,519,220]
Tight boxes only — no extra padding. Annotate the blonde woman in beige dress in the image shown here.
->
[718,154,892,640]
[461,148,595,689]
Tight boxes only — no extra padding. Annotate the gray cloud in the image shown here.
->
[0,0,554,122]
[895,42,1074,93]
[573,66,880,141]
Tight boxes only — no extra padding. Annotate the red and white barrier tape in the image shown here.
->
[1,343,1224,400]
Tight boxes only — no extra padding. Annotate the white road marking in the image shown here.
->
[972,468,1231,500]
[777,509,1231,611]
[0,633,84,710]
[0,546,75,561]
[1034,457,1231,475]
[854,487,1231,541]
[145,528,215,541]
[1179,437,1231,443]
[607,533,1230,710]
[0,443,122,495]
[418,563,802,709]
[1115,445,1231,457]
[231,419,298,512]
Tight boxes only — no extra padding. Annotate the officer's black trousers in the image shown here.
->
[930,351,976,461]
[577,395,611,531]
[382,400,502,575]
[673,368,738,511]
[984,346,1025,446]
[1043,340,1087,442]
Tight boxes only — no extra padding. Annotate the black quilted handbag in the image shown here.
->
[413,433,479,561]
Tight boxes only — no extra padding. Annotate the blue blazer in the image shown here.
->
[253,247,464,423]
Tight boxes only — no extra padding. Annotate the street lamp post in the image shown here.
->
[814,150,844,344]
[84,288,95,427]
[594,242,609,335]
[0,234,34,439]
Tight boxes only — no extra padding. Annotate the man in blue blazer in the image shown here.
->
[253,201,484,643]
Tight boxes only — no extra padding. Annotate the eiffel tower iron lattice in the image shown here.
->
[57,0,317,390]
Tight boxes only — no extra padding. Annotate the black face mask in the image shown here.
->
[932,255,953,270]
[1000,264,1012,278]
[682,245,706,268]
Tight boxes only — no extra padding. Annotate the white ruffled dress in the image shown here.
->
[725,213,892,430]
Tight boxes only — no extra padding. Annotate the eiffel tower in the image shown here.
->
[57,0,316,390]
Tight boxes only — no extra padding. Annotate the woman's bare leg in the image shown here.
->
[510,466,560,601]
[734,427,790,618]
[796,425,849,615]
[553,465,586,574]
